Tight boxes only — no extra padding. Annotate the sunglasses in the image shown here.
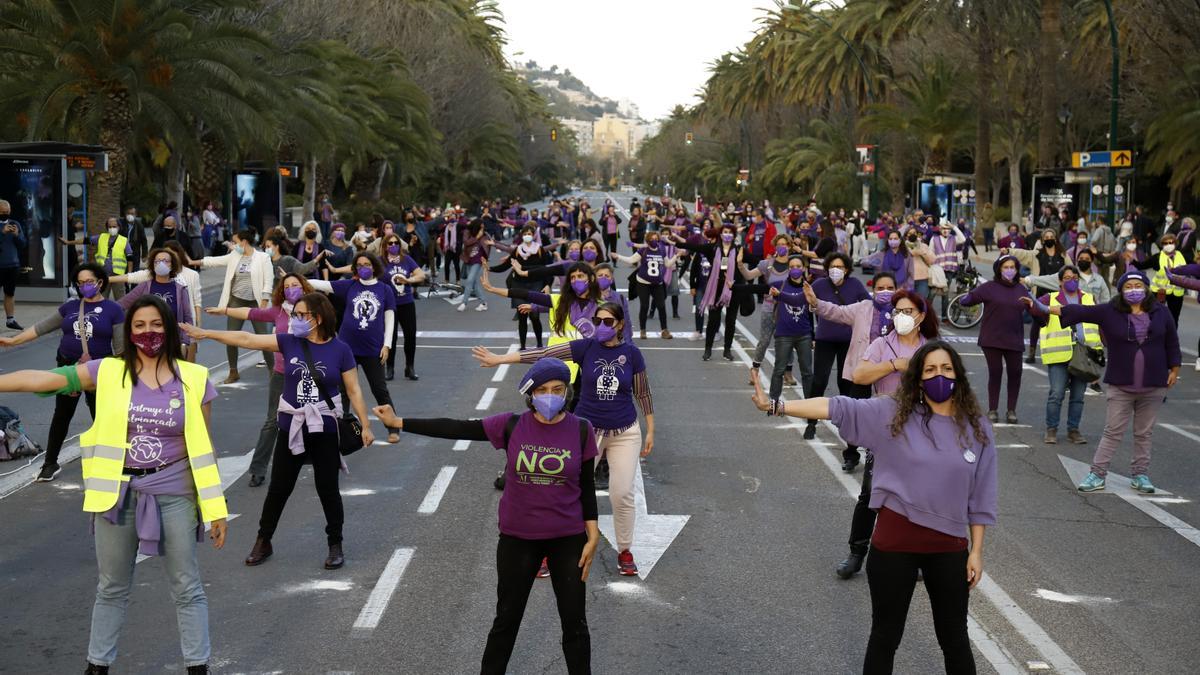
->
[591,316,618,327]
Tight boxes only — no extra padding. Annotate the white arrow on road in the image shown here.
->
[597,463,689,580]
[1059,455,1200,548]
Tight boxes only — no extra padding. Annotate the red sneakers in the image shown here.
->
[617,549,638,576]
[536,557,550,578]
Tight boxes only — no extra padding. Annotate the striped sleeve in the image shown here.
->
[633,370,653,416]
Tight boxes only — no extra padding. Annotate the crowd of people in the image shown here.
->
[0,189,1193,674]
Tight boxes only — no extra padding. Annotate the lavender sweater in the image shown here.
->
[829,396,998,538]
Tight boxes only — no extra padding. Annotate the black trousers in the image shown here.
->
[443,250,461,282]
[636,283,668,331]
[44,352,96,467]
[257,429,344,545]
[480,533,590,675]
[604,232,618,256]
[810,340,852,399]
[517,311,543,349]
[704,303,740,353]
[864,547,974,675]
[848,453,876,554]
[1166,293,1183,328]
[386,303,417,370]
[343,354,398,433]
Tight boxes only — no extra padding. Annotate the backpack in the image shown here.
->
[492,412,591,491]
[0,406,40,461]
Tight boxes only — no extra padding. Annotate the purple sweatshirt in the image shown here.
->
[959,280,1030,352]
[1060,302,1181,388]
[829,395,998,538]
[812,276,869,342]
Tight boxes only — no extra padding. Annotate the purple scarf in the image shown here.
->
[701,244,736,312]
[96,460,202,557]
[869,299,894,339]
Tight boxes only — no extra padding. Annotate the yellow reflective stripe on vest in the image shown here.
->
[1151,251,1184,296]
[1039,293,1102,365]
[79,358,227,521]
[95,233,129,274]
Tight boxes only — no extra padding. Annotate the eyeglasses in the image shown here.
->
[293,311,314,320]
[591,316,618,327]
[894,307,920,317]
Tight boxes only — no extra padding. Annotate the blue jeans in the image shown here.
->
[89,492,210,667]
[912,278,930,302]
[463,262,485,302]
[1046,363,1087,431]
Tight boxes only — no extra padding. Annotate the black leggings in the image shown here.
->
[386,303,417,370]
[44,352,96,467]
[443,251,460,282]
[257,429,344,545]
[864,547,974,674]
[704,302,740,353]
[343,354,398,433]
[604,232,618,256]
[848,452,876,554]
[517,311,543,350]
[636,283,668,331]
[812,341,857,460]
[480,533,590,675]
[981,347,1022,412]
[1166,293,1183,328]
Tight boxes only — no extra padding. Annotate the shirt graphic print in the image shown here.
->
[350,289,381,329]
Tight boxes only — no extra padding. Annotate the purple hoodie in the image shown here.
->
[829,395,998,538]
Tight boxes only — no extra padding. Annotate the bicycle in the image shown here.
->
[946,261,984,329]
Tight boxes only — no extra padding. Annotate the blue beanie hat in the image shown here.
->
[517,357,571,396]
[1117,270,1150,292]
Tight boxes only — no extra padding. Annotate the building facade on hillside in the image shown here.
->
[559,118,594,156]
[593,114,635,158]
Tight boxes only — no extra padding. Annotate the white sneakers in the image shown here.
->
[1194,356,1199,372]
[475,303,488,312]
[456,303,467,312]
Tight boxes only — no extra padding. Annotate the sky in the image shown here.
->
[495,0,770,120]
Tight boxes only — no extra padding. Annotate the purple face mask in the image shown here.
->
[1062,278,1080,294]
[888,239,900,249]
[721,232,734,243]
[387,244,401,256]
[357,265,374,280]
[284,286,304,305]
[597,277,613,291]
[1123,287,1146,304]
[567,250,581,261]
[788,268,805,280]
[571,279,589,295]
[922,375,956,403]
[332,229,346,241]
[582,249,598,262]
[1001,267,1017,282]
[775,245,789,257]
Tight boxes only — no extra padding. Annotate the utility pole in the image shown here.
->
[1102,0,1120,232]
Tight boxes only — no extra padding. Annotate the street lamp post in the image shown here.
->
[1102,0,1120,231]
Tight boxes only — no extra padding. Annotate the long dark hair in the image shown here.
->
[121,295,184,389]
[888,341,988,447]
[890,289,940,338]
[552,262,598,335]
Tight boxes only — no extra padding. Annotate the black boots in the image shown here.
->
[803,421,817,440]
[385,364,395,381]
[84,664,108,675]
[244,537,273,566]
[722,349,734,361]
[404,367,419,381]
[186,666,209,675]
[836,551,866,579]
[325,543,345,570]
[702,348,712,361]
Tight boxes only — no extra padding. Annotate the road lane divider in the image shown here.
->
[417,466,457,514]
[492,343,519,383]
[352,546,416,637]
[476,387,497,410]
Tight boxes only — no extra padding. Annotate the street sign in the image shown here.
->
[855,144,876,176]
[1072,150,1132,168]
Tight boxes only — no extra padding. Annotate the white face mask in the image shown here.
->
[1163,244,1176,254]
[522,234,534,244]
[107,227,118,236]
[893,312,917,336]
[828,268,845,284]
[1126,242,1137,252]
[126,214,135,223]
[1166,217,1175,225]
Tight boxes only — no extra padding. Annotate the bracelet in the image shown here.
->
[768,398,785,417]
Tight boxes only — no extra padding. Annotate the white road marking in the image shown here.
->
[492,343,519,382]
[596,463,689,581]
[340,488,377,496]
[997,443,1031,448]
[475,387,497,410]
[283,580,355,593]
[417,466,457,514]
[1059,454,1200,549]
[352,546,416,636]
[1161,423,1200,444]
[1032,588,1117,605]
[452,440,471,451]
[732,316,1074,675]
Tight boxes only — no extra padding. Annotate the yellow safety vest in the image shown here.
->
[1039,292,1102,365]
[1150,250,1186,296]
[79,358,227,522]
[546,294,581,379]
[95,232,129,274]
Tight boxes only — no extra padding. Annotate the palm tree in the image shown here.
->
[1145,61,1200,196]
[759,119,857,199]
[861,57,974,174]
[0,0,274,230]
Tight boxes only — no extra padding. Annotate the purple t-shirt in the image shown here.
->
[331,279,396,357]
[568,339,646,430]
[86,358,218,469]
[862,332,927,396]
[482,411,598,539]
[829,395,998,538]
[58,299,124,361]
[276,333,357,434]
[385,255,420,306]
[1126,313,1152,392]
[772,281,813,337]
[636,246,668,284]
[249,305,289,374]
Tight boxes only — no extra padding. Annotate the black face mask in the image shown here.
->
[305,230,317,240]
[1078,260,1093,272]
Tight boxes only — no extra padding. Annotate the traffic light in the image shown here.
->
[550,128,558,142]
[685,132,694,145]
